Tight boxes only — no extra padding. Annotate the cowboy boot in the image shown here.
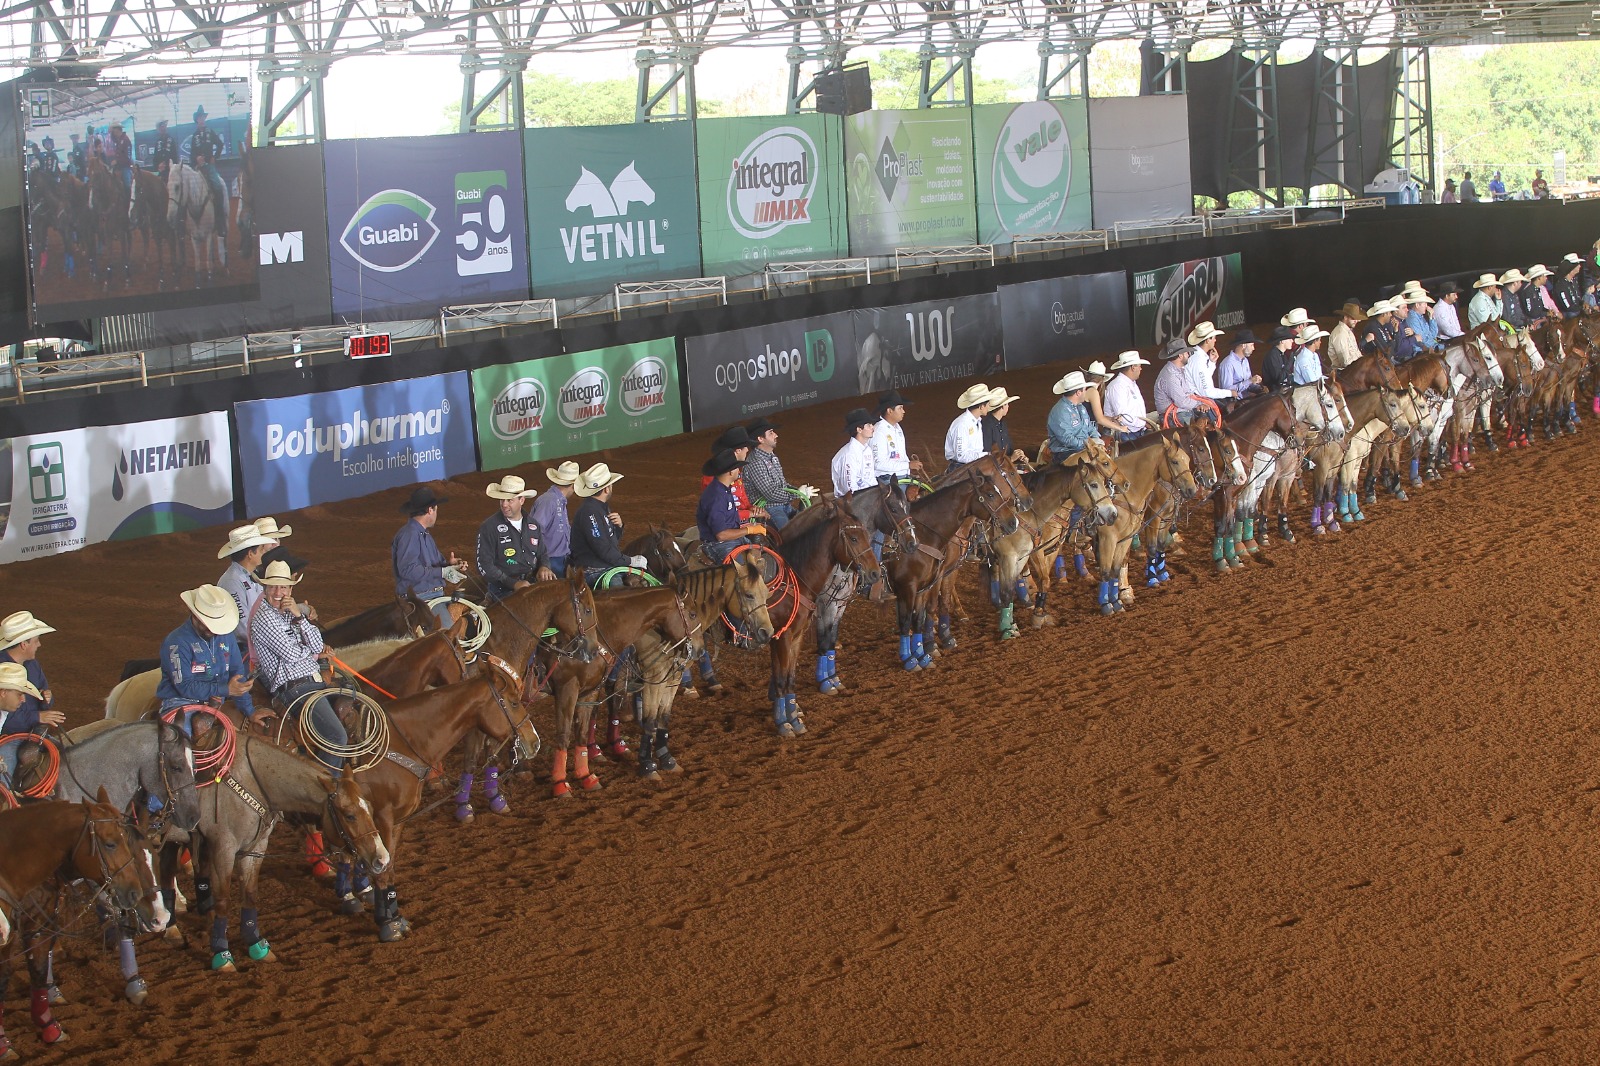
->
[483,765,509,814]
[452,772,475,823]
[550,748,571,798]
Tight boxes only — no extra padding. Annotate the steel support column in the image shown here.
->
[636,46,698,121]
[1036,37,1090,100]
[1307,45,1363,197]
[917,39,976,108]
[1391,45,1434,192]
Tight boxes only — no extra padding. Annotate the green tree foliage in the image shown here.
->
[524,71,638,126]
[867,47,1024,109]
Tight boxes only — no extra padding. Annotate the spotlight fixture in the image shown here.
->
[1480,6,1503,19]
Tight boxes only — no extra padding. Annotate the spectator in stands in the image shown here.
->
[1488,170,1507,201]
[1532,169,1550,200]
[1459,171,1478,203]
[1441,178,1458,204]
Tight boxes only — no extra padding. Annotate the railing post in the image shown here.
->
[241,336,251,375]
[138,352,148,387]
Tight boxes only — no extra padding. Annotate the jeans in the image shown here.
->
[0,740,17,787]
[705,536,748,564]
[200,163,227,235]
[281,679,346,773]
[765,501,793,531]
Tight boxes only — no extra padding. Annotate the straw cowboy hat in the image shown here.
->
[1563,252,1584,266]
[1472,272,1501,289]
[1402,288,1434,304]
[1109,350,1150,372]
[1052,370,1091,395]
[1186,321,1221,345]
[1498,268,1526,285]
[574,463,623,498]
[253,516,292,540]
[1364,299,1392,318]
[485,475,537,500]
[1339,301,1367,321]
[0,611,54,650]
[180,584,240,637]
[986,386,1021,407]
[1402,280,1428,295]
[1085,360,1110,381]
[0,662,41,700]
[545,460,580,486]
[1300,324,1331,343]
[1526,263,1553,279]
[956,383,992,409]
[217,524,277,560]
[1280,308,1311,328]
[253,560,301,587]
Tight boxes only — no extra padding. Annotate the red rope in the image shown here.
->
[0,781,17,809]
[0,734,60,798]
[160,705,238,786]
[722,544,801,639]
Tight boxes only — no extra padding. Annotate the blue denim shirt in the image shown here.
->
[1047,396,1102,457]
[0,657,51,734]
[156,619,254,718]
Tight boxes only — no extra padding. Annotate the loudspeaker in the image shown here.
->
[815,63,872,116]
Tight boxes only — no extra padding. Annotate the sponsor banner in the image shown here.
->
[683,312,859,430]
[234,373,476,513]
[23,79,256,324]
[471,337,683,471]
[1087,96,1193,229]
[972,100,1092,245]
[998,271,1132,370]
[324,132,529,320]
[525,122,701,298]
[695,114,848,276]
[0,412,234,564]
[147,142,334,344]
[844,109,977,257]
[1131,253,1246,348]
[851,294,1004,395]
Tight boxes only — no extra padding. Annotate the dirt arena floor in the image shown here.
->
[8,353,1600,1064]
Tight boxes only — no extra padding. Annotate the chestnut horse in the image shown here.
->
[997,444,1123,630]
[1092,429,1200,613]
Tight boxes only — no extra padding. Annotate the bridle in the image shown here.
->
[319,788,387,873]
[73,810,143,913]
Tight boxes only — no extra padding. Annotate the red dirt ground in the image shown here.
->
[7,355,1600,1064]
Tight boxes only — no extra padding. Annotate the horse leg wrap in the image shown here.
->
[938,616,956,648]
[1223,536,1238,564]
[1145,556,1161,587]
[772,699,790,730]
[635,739,657,777]
[334,862,353,898]
[899,635,917,670]
[583,719,601,764]
[785,694,804,734]
[912,633,932,668]
[484,765,509,815]
[1278,514,1294,542]
[1409,458,1421,486]
[452,771,475,822]
[654,729,678,772]
[1110,578,1125,610]
[573,747,599,790]
[209,915,231,965]
[1311,503,1324,532]
[160,887,176,917]
[117,936,139,981]
[1156,552,1171,582]
[1014,580,1031,604]
[30,989,61,1043]
[1073,552,1088,578]
[818,649,840,694]
[194,875,214,915]
[550,748,570,798]
[605,719,628,758]
[1098,580,1115,614]
[998,604,1018,639]
[240,907,267,956]
[1212,536,1225,562]
[1053,555,1068,582]
[988,576,1002,606]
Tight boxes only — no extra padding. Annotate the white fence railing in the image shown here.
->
[613,277,728,320]
[893,244,996,278]
[764,257,873,293]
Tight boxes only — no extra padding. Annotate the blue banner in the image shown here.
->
[324,131,530,320]
[234,373,476,512]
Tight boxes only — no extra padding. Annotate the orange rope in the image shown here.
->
[0,734,60,798]
[160,705,237,785]
[329,654,398,701]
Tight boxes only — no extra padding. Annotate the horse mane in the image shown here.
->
[773,500,840,575]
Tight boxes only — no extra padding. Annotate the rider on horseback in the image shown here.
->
[698,450,760,564]
[393,486,464,629]
[217,522,281,657]
[1048,370,1103,453]
[570,463,647,587]
[944,384,992,472]
[0,614,62,789]
[156,585,256,732]
[1496,268,1547,372]
[250,562,348,771]
[476,475,554,602]
[150,120,179,178]
[189,106,228,240]
[744,417,812,532]
[528,461,580,577]
[104,122,133,202]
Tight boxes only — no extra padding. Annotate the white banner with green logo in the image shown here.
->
[972,100,1092,244]
[0,412,235,563]
[696,114,849,276]
[471,337,683,471]
[844,109,977,257]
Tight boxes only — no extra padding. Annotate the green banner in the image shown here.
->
[972,100,1091,244]
[695,114,849,276]
[844,109,977,257]
[524,123,702,298]
[472,338,682,471]
[1131,254,1247,348]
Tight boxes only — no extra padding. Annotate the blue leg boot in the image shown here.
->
[1074,552,1088,578]
[899,635,919,671]
[1098,580,1114,616]
[1110,578,1125,612]
[1053,555,1068,582]
[773,698,794,737]
[913,633,933,669]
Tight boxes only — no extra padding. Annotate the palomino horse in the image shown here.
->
[168,161,226,287]
[0,794,169,1056]
[884,460,1024,668]
[540,586,706,796]
[761,495,882,736]
[156,736,386,971]
[1325,387,1408,530]
[1092,429,1201,613]
[355,670,540,941]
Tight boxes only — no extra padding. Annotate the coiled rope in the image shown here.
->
[277,688,390,772]
[0,734,60,798]
[425,594,493,655]
[159,705,237,785]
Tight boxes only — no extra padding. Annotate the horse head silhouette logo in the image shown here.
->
[564,162,657,219]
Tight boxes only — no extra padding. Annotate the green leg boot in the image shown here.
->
[998,603,1020,640]
[1213,535,1228,574]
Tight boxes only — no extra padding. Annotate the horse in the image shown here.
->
[147,734,387,974]
[1337,350,1403,393]
[1212,390,1304,572]
[623,526,692,583]
[761,495,882,737]
[130,166,177,282]
[1325,387,1409,529]
[321,599,444,647]
[884,460,1024,667]
[808,481,917,694]
[168,161,225,287]
[0,794,168,1056]
[354,671,542,941]
[84,157,133,286]
[1091,429,1200,613]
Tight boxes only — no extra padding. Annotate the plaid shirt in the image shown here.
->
[743,447,790,507]
[250,602,324,695]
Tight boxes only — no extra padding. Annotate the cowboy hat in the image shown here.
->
[1186,321,1221,345]
[956,383,992,409]
[844,407,876,433]
[1300,324,1331,343]
[400,486,448,516]
[877,389,912,411]
[217,524,277,560]
[0,662,41,700]
[986,386,1021,407]
[1402,280,1427,294]
[701,449,747,478]
[574,463,623,498]
[1364,300,1391,318]
[179,584,240,637]
[1230,329,1259,347]
[1526,263,1553,279]
[545,460,580,486]
[1498,268,1526,285]
[1563,252,1584,265]
[1279,308,1310,328]
[1269,324,1298,343]
[745,416,780,438]
[1160,337,1190,359]
[712,425,753,452]
[1052,370,1091,396]
[1109,350,1151,371]
[1339,301,1367,321]
[1086,361,1109,381]
[253,560,301,587]
[1402,289,1434,304]
[1472,272,1501,289]
[252,516,292,540]
[0,612,54,650]
[485,474,536,500]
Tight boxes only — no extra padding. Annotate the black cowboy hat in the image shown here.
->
[1269,324,1297,343]
[261,544,308,574]
[400,485,448,516]
[877,389,912,412]
[844,407,875,433]
[1231,328,1258,346]
[745,416,780,438]
[701,449,747,478]
[712,425,752,452]
[1437,280,1460,295]
[193,105,208,119]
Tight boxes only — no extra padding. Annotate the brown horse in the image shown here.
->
[1092,429,1199,613]
[354,671,541,941]
[622,526,692,583]
[130,167,177,281]
[321,598,444,647]
[0,794,167,1055]
[341,621,470,701]
[996,446,1121,630]
[85,157,132,286]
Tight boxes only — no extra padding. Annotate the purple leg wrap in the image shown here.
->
[484,765,509,814]
[453,771,475,822]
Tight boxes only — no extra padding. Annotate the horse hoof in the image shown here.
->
[1031,614,1053,629]
[125,977,148,1006]
[338,893,364,916]
[578,774,602,792]
[163,923,185,943]
[453,806,475,824]
[901,659,920,672]
[679,686,700,700]
[38,1026,65,1046]
[639,769,662,782]
[789,715,808,736]
[1100,602,1117,615]
[776,722,797,739]
[1243,540,1260,554]
[378,920,407,944]
[1146,577,1160,589]
[1214,561,1231,573]
[551,780,572,799]
[604,741,630,759]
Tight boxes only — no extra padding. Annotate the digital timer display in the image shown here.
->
[346,333,392,359]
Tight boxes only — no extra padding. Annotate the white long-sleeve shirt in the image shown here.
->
[1184,348,1234,400]
[831,438,877,496]
[871,418,910,477]
[1434,299,1464,339]
[944,411,985,464]
[1102,373,1147,431]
